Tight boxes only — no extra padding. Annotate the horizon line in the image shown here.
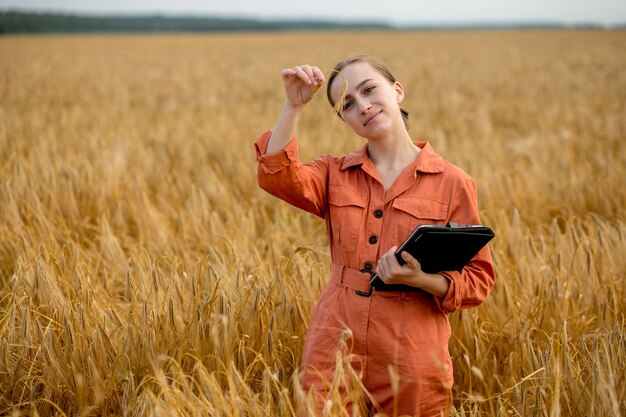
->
[1,8,625,28]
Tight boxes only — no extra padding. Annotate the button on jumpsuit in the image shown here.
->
[255,130,496,416]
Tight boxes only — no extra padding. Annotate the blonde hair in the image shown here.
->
[326,55,409,130]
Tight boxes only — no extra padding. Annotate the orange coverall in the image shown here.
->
[255,130,495,416]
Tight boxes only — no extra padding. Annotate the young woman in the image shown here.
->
[254,56,495,416]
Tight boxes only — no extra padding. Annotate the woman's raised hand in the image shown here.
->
[281,65,325,108]
[265,65,325,154]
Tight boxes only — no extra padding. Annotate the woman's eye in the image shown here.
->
[364,86,375,94]
[343,101,353,111]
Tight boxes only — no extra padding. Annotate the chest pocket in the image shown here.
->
[328,185,366,253]
[391,197,448,244]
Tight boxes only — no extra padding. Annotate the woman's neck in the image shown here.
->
[368,131,420,192]
[367,128,420,171]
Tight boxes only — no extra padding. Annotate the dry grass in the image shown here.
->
[0,30,624,416]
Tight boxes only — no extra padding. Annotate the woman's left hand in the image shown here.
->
[375,246,423,286]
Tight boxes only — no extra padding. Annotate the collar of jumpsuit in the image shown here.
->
[341,140,444,173]
[340,140,445,204]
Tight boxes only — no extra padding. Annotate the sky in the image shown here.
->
[1,0,626,26]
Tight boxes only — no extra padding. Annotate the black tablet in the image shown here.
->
[369,222,494,287]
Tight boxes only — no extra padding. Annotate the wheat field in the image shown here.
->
[0,30,625,416]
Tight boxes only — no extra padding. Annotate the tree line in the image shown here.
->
[1,10,619,34]
[0,11,392,34]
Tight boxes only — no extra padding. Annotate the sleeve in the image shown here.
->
[254,129,330,219]
[436,176,496,314]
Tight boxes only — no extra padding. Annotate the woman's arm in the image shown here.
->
[254,65,330,219]
[266,65,325,154]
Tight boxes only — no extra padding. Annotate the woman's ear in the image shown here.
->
[394,81,405,104]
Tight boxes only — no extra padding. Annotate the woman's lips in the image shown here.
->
[364,110,382,126]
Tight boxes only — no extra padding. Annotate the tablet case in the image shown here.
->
[369,222,494,289]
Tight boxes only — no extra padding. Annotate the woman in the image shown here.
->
[254,55,495,416]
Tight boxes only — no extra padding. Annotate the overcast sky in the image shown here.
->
[1,0,625,25]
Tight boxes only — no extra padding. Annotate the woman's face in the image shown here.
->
[329,62,405,140]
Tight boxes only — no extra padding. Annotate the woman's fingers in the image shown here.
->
[287,65,324,85]
[301,64,325,85]
[281,65,325,87]
[401,251,420,269]
[376,259,388,282]
[376,246,397,282]
[300,64,316,83]
[312,66,325,83]
[280,67,309,85]
[280,68,297,79]
[293,66,314,85]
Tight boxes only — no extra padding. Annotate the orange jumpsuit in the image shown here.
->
[255,130,495,416]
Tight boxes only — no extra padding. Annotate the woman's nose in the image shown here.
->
[358,99,371,114]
